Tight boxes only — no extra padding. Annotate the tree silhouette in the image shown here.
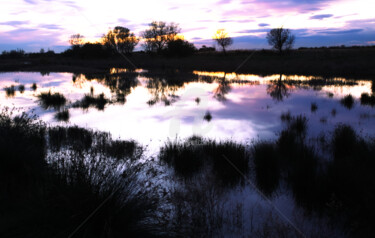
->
[266,28,295,54]
[102,26,139,54]
[213,29,233,54]
[141,21,180,53]
[69,34,85,46]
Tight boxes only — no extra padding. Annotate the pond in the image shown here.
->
[2,69,375,237]
[1,69,375,152]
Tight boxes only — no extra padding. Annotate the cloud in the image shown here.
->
[310,14,334,20]
[258,23,270,27]
[39,24,63,30]
[317,28,363,34]
[24,0,37,4]
[0,21,29,26]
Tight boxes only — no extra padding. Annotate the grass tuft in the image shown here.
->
[37,91,66,109]
[340,94,354,109]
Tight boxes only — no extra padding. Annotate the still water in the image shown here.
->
[1,69,375,150]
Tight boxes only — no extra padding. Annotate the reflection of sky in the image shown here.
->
[1,71,375,153]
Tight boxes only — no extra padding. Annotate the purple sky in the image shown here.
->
[1,0,374,52]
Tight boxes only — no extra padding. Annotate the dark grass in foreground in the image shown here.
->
[0,109,161,238]
[2,109,375,237]
[159,137,248,185]
[37,91,67,109]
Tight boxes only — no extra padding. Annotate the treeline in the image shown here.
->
[64,21,198,58]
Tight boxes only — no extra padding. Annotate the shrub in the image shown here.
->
[340,94,354,109]
[37,91,66,109]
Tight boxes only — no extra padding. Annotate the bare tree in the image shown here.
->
[141,21,180,53]
[213,29,233,54]
[69,34,85,46]
[102,26,139,54]
[266,28,295,54]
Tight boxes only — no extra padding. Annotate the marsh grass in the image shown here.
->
[340,94,354,109]
[280,111,291,122]
[253,142,280,196]
[159,137,248,185]
[4,85,15,97]
[18,84,25,93]
[331,108,337,117]
[0,110,162,237]
[74,93,109,110]
[203,111,212,121]
[37,91,66,109]
[2,108,375,237]
[55,109,69,122]
[31,82,38,91]
[360,93,375,107]
[310,102,318,112]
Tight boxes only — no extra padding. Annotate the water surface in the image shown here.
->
[1,69,374,151]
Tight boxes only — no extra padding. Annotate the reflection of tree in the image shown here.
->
[267,74,290,101]
[146,76,182,106]
[213,73,231,102]
[72,72,139,105]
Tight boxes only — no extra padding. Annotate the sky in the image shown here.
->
[0,0,375,52]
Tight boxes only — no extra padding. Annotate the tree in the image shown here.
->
[165,39,196,57]
[141,21,180,53]
[213,29,233,54]
[102,26,139,54]
[69,34,85,46]
[266,28,295,54]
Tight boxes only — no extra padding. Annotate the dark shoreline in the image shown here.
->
[1,48,375,79]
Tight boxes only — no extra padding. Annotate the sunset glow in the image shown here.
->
[1,0,375,52]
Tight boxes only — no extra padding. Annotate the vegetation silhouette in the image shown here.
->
[73,93,109,111]
[2,109,375,236]
[311,102,318,112]
[102,26,139,55]
[141,21,180,53]
[213,29,233,54]
[164,39,196,57]
[360,92,375,107]
[267,27,295,54]
[340,94,354,109]
[37,91,66,109]
[159,137,248,186]
[4,85,16,97]
[55,109,69,122]
[18,84,25,93]
[203,111,212,121]
[31,83,38,91]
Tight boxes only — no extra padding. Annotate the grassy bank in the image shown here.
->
[1,48,375,79]
[1,109,375,237]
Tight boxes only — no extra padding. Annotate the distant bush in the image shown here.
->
[164,39,196,57]
[63,43,112,59]
[0,49,26,59]
[198,45,216,52]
